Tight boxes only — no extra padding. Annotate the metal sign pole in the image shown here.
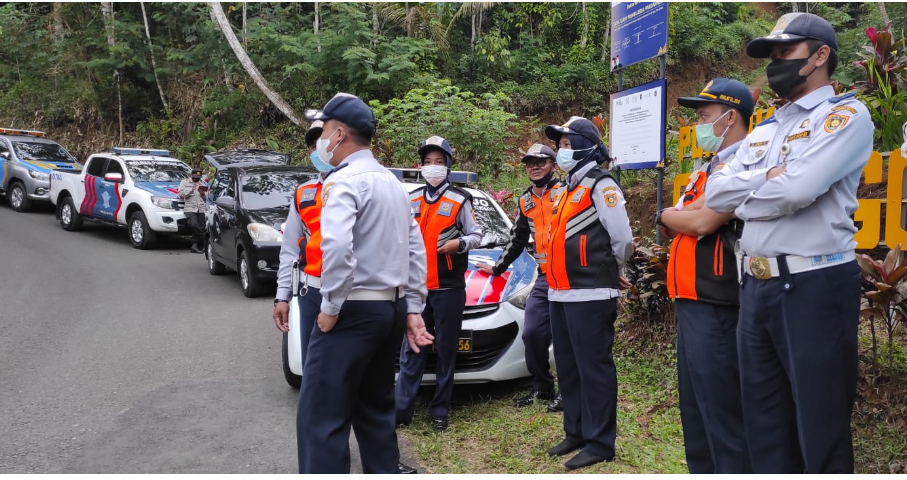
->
[614,68,623,185]
[655,54,667,245]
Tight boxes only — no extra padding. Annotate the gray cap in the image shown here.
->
[520,144,556,163]
[746,13,838,59]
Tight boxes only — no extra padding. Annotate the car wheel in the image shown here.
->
[128,210,157,250]
[207,237,227,275]
[60,197,83,231]
[282,331,302,389]
[239,250,263,297]
[8,181,31,212]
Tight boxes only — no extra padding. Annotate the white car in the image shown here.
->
[49,148,193,249]
[283,169,552,387]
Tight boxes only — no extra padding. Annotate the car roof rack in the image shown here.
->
[0,127,45,137]
[204,148,290,170]
[112,147,170,157]
[388,168,478,186]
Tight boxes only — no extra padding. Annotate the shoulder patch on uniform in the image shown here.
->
[604,190,619,207]
[786,130,810,142]
[749,140,768,148]
[824,114,849,133]
[828,91,857,103]
[832,105,858,114]
[438,201,454,217]
[321,182,334,203]
[756,116,777,127]
[602,185,617,193]
[300,190,317,202]
[714,162,726,172]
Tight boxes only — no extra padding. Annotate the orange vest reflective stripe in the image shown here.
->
[411,186,470,290]
[666,161,741,306]
[518,185,559,274]
[294,182,323,277]
[546,168,619,291]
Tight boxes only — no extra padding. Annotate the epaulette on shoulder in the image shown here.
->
[756,116,777,127]
[449,184,473,201]
[828,91,857,103]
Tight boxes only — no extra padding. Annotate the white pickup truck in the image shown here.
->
[49,147,194,249]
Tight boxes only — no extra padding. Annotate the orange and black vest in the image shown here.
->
[294,181,323,277]
[411,186,472,290]
[667,160,742,306]
[546,167,619,291]
[518,184,559,274]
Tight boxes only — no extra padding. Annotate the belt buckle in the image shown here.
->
[748,257,772,280]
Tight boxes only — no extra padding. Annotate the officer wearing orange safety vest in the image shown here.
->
[542,117,633,470]
[659,78,753,474]
[396,136,482,433]
[273,120,332,369]
[478,143,563,412]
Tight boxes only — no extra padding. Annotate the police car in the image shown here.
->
[283,168,552,386]
[0,128,80,212]
[49,147,193,249]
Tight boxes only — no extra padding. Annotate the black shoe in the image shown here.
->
[564,449,614,470]
[546,392,564,412]
[547,438,585,457]
[514,388,555,407]
[398,462,417,474]
[431,416,448,432]
[190,245,203,254]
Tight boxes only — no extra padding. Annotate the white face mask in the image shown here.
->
[421,165,448,187]
[316,128,341,166]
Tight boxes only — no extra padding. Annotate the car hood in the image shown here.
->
[22,159,81,173]
[248,207,290,230]
[464,249,536,306]
[134,181,181,199]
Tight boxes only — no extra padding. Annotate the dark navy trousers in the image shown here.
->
[295,286,321,371]
[296,297,406,474]
[675,299,750,474]
[549,298,618,459]
[737,261,860,473]
[396,288,466,422]
[523,274,555,393]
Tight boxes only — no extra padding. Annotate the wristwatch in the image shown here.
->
[274,298,288,305]
[458,238,465,252]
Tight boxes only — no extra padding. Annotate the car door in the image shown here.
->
[95,158,125,222]
[80,157,108,217]
[0,140,10,189]
[210,170,238,264]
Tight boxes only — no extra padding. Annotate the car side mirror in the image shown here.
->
[104,172,124,183]
[0,151,9,159]
[215,196,234,209]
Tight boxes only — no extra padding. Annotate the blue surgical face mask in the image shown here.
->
[556,145,595,172]
[310,151,332,173]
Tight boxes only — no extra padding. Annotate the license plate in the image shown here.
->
[431,331,473,353]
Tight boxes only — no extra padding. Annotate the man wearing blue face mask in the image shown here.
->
[396,135,482,433]
[542,117,633,470]
[274,120,331,372]
[659,78,753,474]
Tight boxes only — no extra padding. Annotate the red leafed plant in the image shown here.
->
[853,22,907,93]
[857,244,907,376]
[488,188,513,205]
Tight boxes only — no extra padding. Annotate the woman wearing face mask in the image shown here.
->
[542,117,633,470]
[274,120,332,376]
[395,135,482,433]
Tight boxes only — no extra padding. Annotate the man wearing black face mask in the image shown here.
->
[178,167,208,254]
[705,12,873,474]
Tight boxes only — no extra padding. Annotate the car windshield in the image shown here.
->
[12,141,77,163]
[241,171,316,210]
[469,193,512,248]
[126,160,191,182]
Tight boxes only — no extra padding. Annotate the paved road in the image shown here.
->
[0,202,418,473]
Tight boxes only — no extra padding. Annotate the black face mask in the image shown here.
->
[766,52,818,99]
[531,170,554,188]
[191,176,201,182]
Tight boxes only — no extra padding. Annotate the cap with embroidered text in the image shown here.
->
[677,78,755,117]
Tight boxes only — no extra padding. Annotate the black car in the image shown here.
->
[202,149,317,297]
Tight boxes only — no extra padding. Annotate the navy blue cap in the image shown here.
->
[678,78,755,117]
[418,136,453,165]
[191,168,203,176]
[304,120,324,146]
[545,116,601,145]
[304,93,376,136]
[520,143,556,163]
[746,13,838,59]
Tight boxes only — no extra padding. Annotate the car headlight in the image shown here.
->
[248,223,283,243]
[151,196,176,210]
[28,170,50,181]
[506,273,537,310]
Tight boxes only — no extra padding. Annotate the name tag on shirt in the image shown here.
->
[438,201,454,217]
[300,190,317,202]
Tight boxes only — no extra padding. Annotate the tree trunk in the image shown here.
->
[101,2,124,144]
[314,1,321,53]
[878,2,891,26]
[405,2,415,37]
[208,1,301,126]
[580,2,589,48]
[903,6,907,40]
[371,3,380,45]
[601,20,610,63]
[470,13,476,49]
[52,3,65,43]
[140,2,169,112]
[242,2,247,49]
